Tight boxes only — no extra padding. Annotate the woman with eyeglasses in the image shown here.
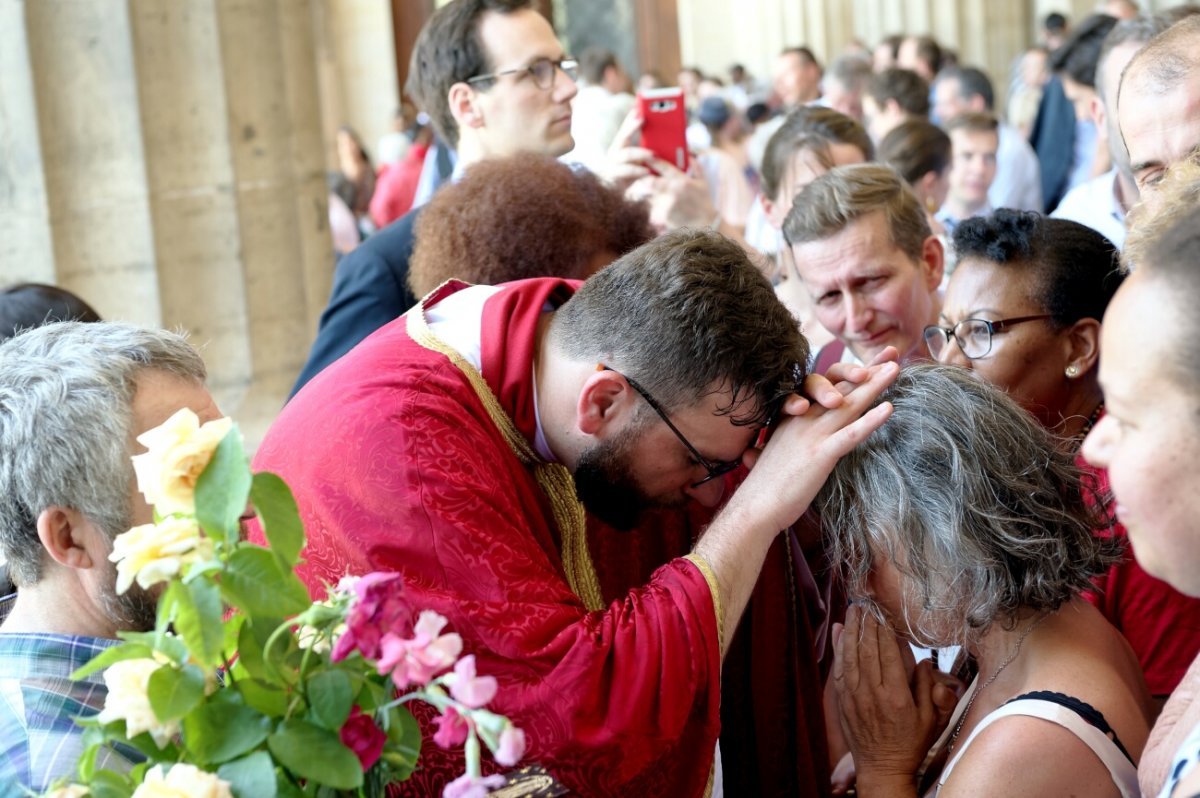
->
[927,209,1200,710]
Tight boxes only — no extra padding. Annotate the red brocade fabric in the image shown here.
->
[253,280,721,796]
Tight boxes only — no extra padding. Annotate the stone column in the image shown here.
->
[1,0,336,450]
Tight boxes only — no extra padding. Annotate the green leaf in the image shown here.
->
[236,617,272,682]
[70,642,155,680]
[195,428,251,544]
[183,701,271,765]
[169,577,225,668]
[307,670,353,730]
[383,705,421,780]
[221,547,311,618]
[147,663,207,722]
[218,751,278,798]
[268,719,364,790]
[88,769,136,798]
[116,630,189,664]
[237,678,289,717]
[250,472,306,566]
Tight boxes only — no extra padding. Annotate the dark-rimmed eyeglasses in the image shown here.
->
[467,57,578,91]
[923,315,1053,360]
[601,365,741,488]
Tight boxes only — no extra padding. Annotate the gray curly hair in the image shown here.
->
[817,364,1119,647]
[0,322,206,586]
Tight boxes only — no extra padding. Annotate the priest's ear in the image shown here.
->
[577,368,639,438]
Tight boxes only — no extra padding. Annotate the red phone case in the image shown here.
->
[637,88,689,173]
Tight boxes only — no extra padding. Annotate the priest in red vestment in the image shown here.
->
[254,230,898,796]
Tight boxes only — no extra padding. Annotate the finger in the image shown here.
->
[801,373,847,410]
[780,393,814,417]
[874,613,908,688]
[913,659,937,731]
[823,362,869,386]
[898,633,918,683]
[609,108,644,151]
[819,401,894,462]
[740,446,761,471]
[865,345,900,367]
[856,606,883,689]
[836,605,861,691]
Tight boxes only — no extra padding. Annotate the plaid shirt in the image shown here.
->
[0,629,137,795]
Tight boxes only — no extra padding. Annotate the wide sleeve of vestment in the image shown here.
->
[255,320,722,797]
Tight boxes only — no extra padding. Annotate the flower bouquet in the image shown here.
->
[47,410,523,798]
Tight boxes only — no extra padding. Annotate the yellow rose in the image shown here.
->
[132,409,234,516]
[95,659,180,748]
[131,764,233,798]
[110,516,214,594]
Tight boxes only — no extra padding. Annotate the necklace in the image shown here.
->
[948,610,1051,751]
[1077,401,1105,440]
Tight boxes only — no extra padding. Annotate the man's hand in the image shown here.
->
[737,359,898,532]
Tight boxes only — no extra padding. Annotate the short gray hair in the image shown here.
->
[0,322,207,586]
[817,364,1119,648]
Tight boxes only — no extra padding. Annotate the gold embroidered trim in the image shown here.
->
[406,302,605,612]
[683,553,725,656]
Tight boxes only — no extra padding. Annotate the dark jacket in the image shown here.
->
[291,206,423,396]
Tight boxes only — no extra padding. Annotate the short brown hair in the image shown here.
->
[405,0,531,148]
[866,68,930,116]
[410,154,654,297]
[550,229,808,426]
[760,107,873,201]
[943,110,999,135]
[878,120,950,184]
[782,163,931,261]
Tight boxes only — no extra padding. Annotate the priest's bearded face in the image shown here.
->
[573,426,669,531]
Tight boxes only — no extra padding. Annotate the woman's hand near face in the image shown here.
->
[833,604,937,797]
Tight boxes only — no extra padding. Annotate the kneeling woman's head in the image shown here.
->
[818,364,1119,649]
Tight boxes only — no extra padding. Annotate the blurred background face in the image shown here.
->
[932,78,970,125]
[1084,272,1200,597]
[774,52,820,107]
[824,79,864,121]
[947,128,998,209]
[934,257,1069,427]
[765,143,867,229]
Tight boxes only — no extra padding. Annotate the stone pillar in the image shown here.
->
[0,0,55,284]
[22,0,162,325]
[1,0,336,450]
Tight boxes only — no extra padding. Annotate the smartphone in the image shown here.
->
[637,87,689,173]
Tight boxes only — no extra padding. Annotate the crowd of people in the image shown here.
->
[4,0,1200,795]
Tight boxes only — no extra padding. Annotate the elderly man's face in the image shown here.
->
[790,209,942,364]
[97,370,222,632]
[1119,66,1200,198]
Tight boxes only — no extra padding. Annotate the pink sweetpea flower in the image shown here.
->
[432,706,470,749]
[442,773,506,798]
[331,572,414,662]
[494,724,526,767]
[446,655,498,709]
[376,610,463,689]
[339,706,387,770]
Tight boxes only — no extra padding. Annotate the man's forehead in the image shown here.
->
[478,8,562,67]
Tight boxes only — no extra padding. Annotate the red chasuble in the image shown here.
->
[254,279,722,796]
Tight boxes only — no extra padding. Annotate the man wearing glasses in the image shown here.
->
[292,0,581,393]
[256,229,898,795]
[784,163,945,373]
